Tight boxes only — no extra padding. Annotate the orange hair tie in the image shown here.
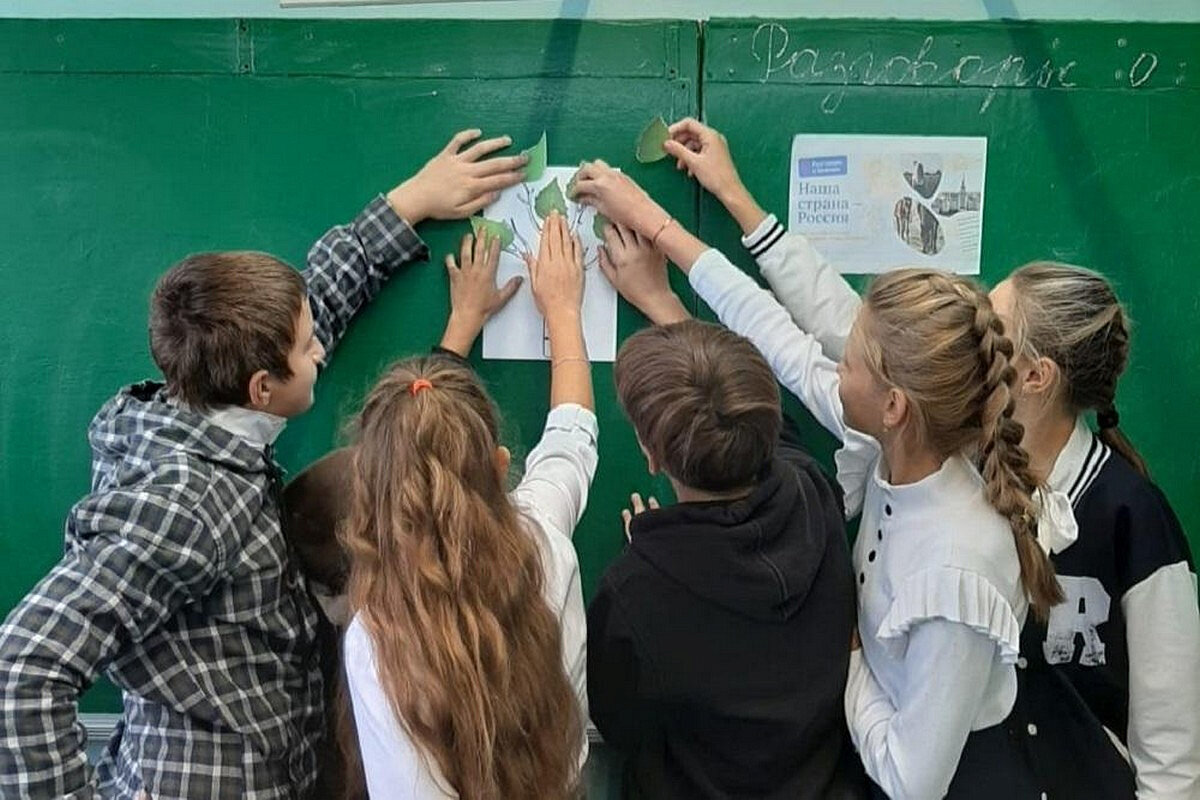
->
[409,378,434,397]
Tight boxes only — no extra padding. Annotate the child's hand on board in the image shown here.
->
[621,492,660,542]
[663,118,746,202]
[440,231,523,356]
[572,161,669,239]
[528,212,584,320]
[387,129,528,225]
[597,221,689,325]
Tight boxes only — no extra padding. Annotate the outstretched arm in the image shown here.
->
[666,117,860,359]
[573,163,879,516]
[306,129,528,359]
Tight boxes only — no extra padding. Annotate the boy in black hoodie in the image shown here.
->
[587,318,865,800]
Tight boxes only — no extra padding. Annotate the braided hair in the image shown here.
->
[860,269,1064,620]
[1007,262,1147,476]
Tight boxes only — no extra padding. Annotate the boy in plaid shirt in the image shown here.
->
[0,129,528,799]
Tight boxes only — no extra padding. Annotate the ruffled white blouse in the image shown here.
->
[689,242,1051,800]
[842,453,1025,800]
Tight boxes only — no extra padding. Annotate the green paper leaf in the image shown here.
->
[635,115,670,163]
[593,212,610,240]
[534,178,568,220]
[565,160,588,201]
[521,131,547,182]
[469,216,515,250]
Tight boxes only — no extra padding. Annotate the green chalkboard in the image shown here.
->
[3,16,1198,735]
[699,19,1200,561]
[0,18,699,716]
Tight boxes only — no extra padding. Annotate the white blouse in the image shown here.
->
[739,214,1080,558]
[344,403,597,799]
[690,247,1027,800]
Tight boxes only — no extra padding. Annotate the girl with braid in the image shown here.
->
[992,266,1200,800]
[645,116,1197,797]
[683,239,1196,799]
[574,155,1064,798]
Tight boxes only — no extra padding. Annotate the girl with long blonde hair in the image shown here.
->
[575,148,1062,798]
[645,117,1197,798]
[341,214,593,799]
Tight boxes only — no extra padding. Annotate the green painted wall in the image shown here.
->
[698,19,1200,555]
[0,20,698,724]
[0,17,1196,790]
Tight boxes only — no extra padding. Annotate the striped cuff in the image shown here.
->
[741,213,785,259]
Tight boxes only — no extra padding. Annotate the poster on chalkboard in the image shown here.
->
[480,166,618,362]
[788,134,987,275]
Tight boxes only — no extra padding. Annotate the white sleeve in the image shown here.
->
[845,620,1000,800]
[689,248,877,516]
[742,214,862,362]
[509,403,597,770]
[510,403,599,541]
[343,618,458,799]
[690,248,847,441]
[1123,562,1200,800]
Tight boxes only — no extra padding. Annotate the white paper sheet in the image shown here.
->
[482,167,618,361]
[788,134,987,275]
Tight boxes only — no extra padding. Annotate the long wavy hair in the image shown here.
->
[339,356,582,799]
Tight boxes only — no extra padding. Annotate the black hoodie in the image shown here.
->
[587,441,866,799]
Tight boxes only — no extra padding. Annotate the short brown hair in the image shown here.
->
[149,251,306,409]
[614,320,781,492]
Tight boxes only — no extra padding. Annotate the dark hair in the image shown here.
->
[282,447,354,592]
[614,320,781,492]
[149,251,306,410]
[282,449,362,799]
[1008,262,1147,476]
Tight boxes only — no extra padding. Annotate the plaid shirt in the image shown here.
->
[0,196,427,799]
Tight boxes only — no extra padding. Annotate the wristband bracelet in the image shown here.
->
[551,356,590,369]
[650,216,675,248]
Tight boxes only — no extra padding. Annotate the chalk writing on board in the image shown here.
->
[749,22,1167,115]
[1128,52,1158,88]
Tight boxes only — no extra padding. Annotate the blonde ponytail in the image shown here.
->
[1008,262,1148,477]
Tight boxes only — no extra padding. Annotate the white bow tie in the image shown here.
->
[1035,488,1080,555]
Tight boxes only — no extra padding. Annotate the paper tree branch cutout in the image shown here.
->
[534,178,568,220]
[480,165,619,362]
[502,175,602,274]
[521,132,548,182]
[469,216,516,251]
[636,116,670,163]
